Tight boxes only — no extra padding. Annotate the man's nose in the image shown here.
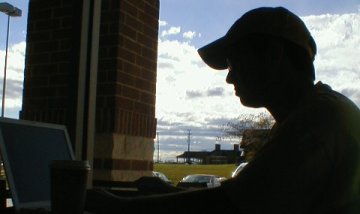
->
[226,69,235,84]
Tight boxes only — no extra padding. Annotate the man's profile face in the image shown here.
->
[225,37,275,108]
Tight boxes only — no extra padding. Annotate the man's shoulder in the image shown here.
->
[296,82,360,134]
[281,82,360,136]
[307,82,360,118]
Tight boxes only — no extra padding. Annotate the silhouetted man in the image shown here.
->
[86,7,360,214]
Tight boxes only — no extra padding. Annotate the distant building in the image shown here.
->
[176,129,271,164]
[176,144,243,164]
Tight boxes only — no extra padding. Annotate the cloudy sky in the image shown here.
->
[1,0,360,161]
[156,0,360,161]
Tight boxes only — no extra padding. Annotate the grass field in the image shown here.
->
[154,163,238,185]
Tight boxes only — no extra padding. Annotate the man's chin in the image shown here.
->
[240,97,263,108]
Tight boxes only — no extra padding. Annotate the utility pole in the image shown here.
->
[187,129,191,164]
[156,132,160,163]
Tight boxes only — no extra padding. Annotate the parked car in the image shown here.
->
[177,174,222,189]
[152,171,173,185]
[231,162,248,178]
[217,176,227,182]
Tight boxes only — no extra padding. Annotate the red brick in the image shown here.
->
[59,39,72,50]
[148,162,153,171]
[31,64,58,75]
[56,86,69,96]
[105,70,117,82]
[53,6,74,17]
[52,29,73,39]
[33,41,58,53]
[141,46,157,59]
[131,159,149,171]
[135,77,155,92]
[121,1,138,17]
[27,9,52,21]
[116,97,134,111]
[35,19,61,31]
[122,25,137,40]
[122,85,140,100]
[112,159,131,170]
[27,31,51,42]
[98,58,118,70]
[100,34,120,47]
[140,68,156,83]
[51,51,72,62]
[136,55,154,69]
[58,63,72,73]
[117,71,135,86]
[98,83,116,95]
[109,0,121,10]
[28,76,49,87]
[123,37,142,54]
[141,92,155,105]
[118,47,136,63]
[122,61,141,76]
[124,14,142,31]
[134,102,151,115]
[27,53,51,64]
[143,24,158,40]
[61,17,73,28]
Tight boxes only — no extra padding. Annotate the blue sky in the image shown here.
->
[160,0,360,48]
[0,1,28,47]
[1,0,360,161]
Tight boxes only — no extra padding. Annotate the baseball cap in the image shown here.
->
[198,7,317,70]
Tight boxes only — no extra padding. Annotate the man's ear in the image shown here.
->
[265,39,284,68]
[263,39,285,84]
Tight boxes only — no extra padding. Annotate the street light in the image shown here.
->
[0,2,22,117]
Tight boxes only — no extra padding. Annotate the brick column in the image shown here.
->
[93,0,158,181]
[21,0,159,182]
[20,0,83,143]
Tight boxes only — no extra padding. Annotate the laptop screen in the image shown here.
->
[0,118,74,211]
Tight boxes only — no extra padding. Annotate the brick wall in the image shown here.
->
[21,0,160,182]
[96,0,158,138]
[20,0,82,142]
[93,0,159,181]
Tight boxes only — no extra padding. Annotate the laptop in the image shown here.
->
[0,117,75,212]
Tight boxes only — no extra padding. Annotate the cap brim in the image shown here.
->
[197,37,229,70]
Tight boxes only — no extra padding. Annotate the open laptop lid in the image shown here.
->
[0,117,75,211]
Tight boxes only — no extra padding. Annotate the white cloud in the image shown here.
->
[0,41,25,115]
[183,31,197,39]
[303,12,360,102]
[161,26,181,37]
[159,20,167,27]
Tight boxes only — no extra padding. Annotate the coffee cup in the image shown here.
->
[50,160,91,214]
